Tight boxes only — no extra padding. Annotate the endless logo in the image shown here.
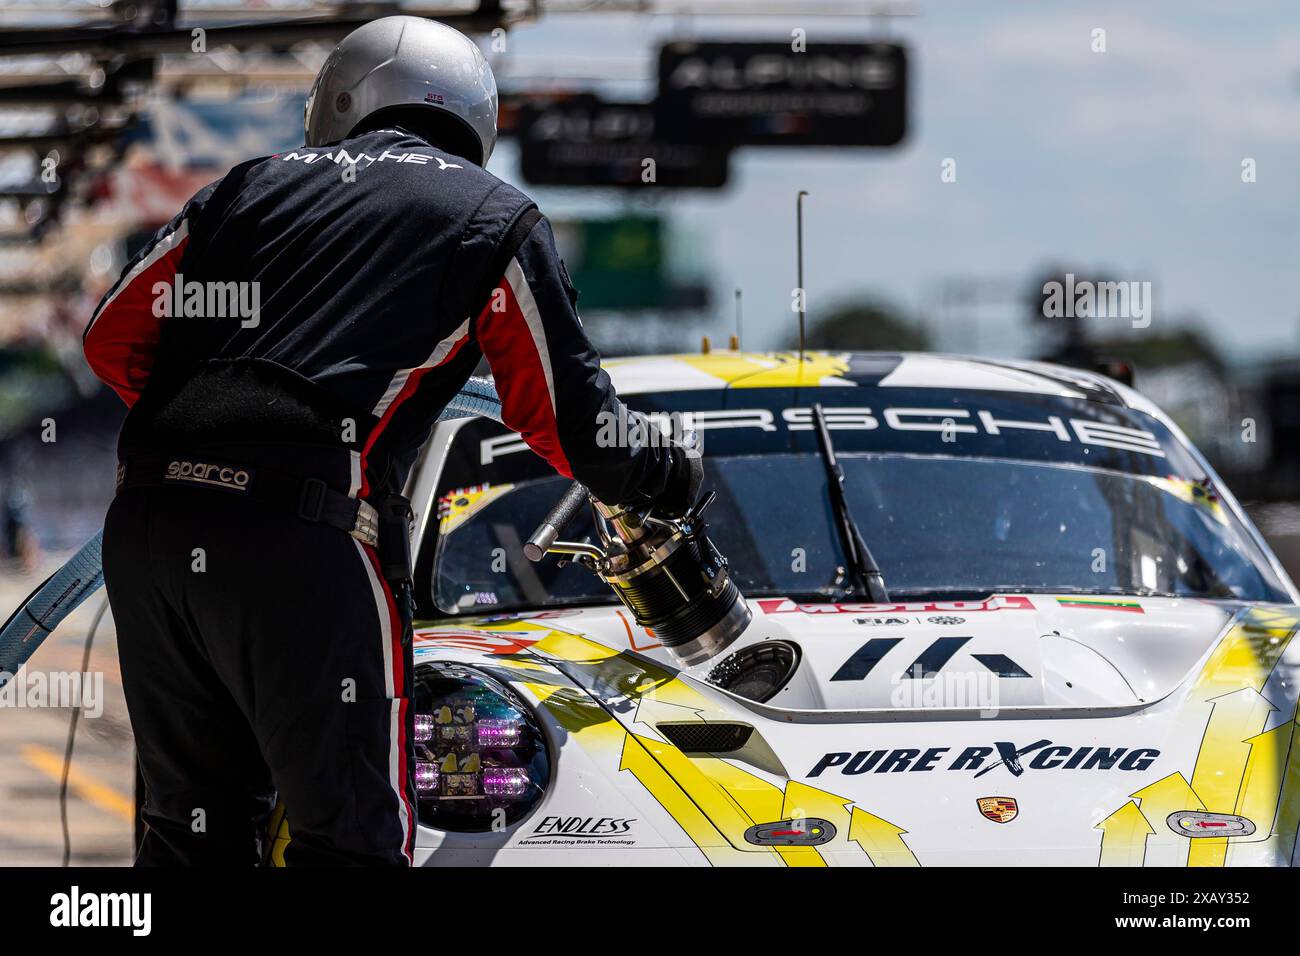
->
[529,816,636,837]
[165,459,252,493]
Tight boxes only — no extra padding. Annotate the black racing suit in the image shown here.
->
[85,127,688,865]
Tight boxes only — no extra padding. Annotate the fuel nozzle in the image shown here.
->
[524,482,751,667]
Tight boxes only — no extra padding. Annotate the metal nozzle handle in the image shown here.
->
[524,481,589,562]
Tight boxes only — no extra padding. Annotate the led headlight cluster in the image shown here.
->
[413,662,549,832]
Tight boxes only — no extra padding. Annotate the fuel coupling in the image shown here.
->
[524,484,751,667]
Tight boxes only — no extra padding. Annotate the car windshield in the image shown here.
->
[422,386,1290,615]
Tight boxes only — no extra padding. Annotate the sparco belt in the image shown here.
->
[116,452,381,549]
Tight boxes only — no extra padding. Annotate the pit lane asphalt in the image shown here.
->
[0,558,133,866]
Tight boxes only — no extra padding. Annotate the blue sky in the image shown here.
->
[485,0,1300,364]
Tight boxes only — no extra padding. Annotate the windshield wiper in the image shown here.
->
[811,403,889,602]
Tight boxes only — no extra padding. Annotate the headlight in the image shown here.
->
[413,662,550,832]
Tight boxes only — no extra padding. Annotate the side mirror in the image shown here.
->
[1093,358,1135,387]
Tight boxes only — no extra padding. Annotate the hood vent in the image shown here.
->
[658,723,753,754]
[707,640,801,703]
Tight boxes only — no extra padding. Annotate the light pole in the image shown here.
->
[797,189,808,360]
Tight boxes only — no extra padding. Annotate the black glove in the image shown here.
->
[657,433,703,518]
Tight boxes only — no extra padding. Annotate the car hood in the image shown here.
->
[726,594,1234,712]
[414,594,1300,866]
[424,594,1236,712]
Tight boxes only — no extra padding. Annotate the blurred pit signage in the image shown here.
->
[655,40,907,147]
[518,94,729,189]
[556,215,667,311]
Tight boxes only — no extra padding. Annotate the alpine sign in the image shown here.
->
[518,94,729,189]
[655,40,907,147]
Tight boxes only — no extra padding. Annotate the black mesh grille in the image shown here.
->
[658,723,753,754]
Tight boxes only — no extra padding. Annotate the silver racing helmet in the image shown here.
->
[304,15,498,165]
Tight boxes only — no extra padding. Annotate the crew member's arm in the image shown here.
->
[473,215,692,510]
[82,191,209,406]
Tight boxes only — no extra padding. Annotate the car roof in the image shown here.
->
[601,350,1141,407]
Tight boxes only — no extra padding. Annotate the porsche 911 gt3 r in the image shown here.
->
[389,350,1300,867]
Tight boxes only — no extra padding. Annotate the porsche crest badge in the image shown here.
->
[978,796,1019,823]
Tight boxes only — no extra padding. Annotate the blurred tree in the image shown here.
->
[804,297,930,351]
[1027,264,1099,366]
[1092,327,1226,371]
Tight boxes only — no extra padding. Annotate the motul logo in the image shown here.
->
[165,459,252,492]
[759,595,1035,615]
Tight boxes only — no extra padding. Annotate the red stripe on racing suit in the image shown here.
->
[474,215,678,507]
[83,211,196,407]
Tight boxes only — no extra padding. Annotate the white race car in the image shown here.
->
[384,350,1300,867]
